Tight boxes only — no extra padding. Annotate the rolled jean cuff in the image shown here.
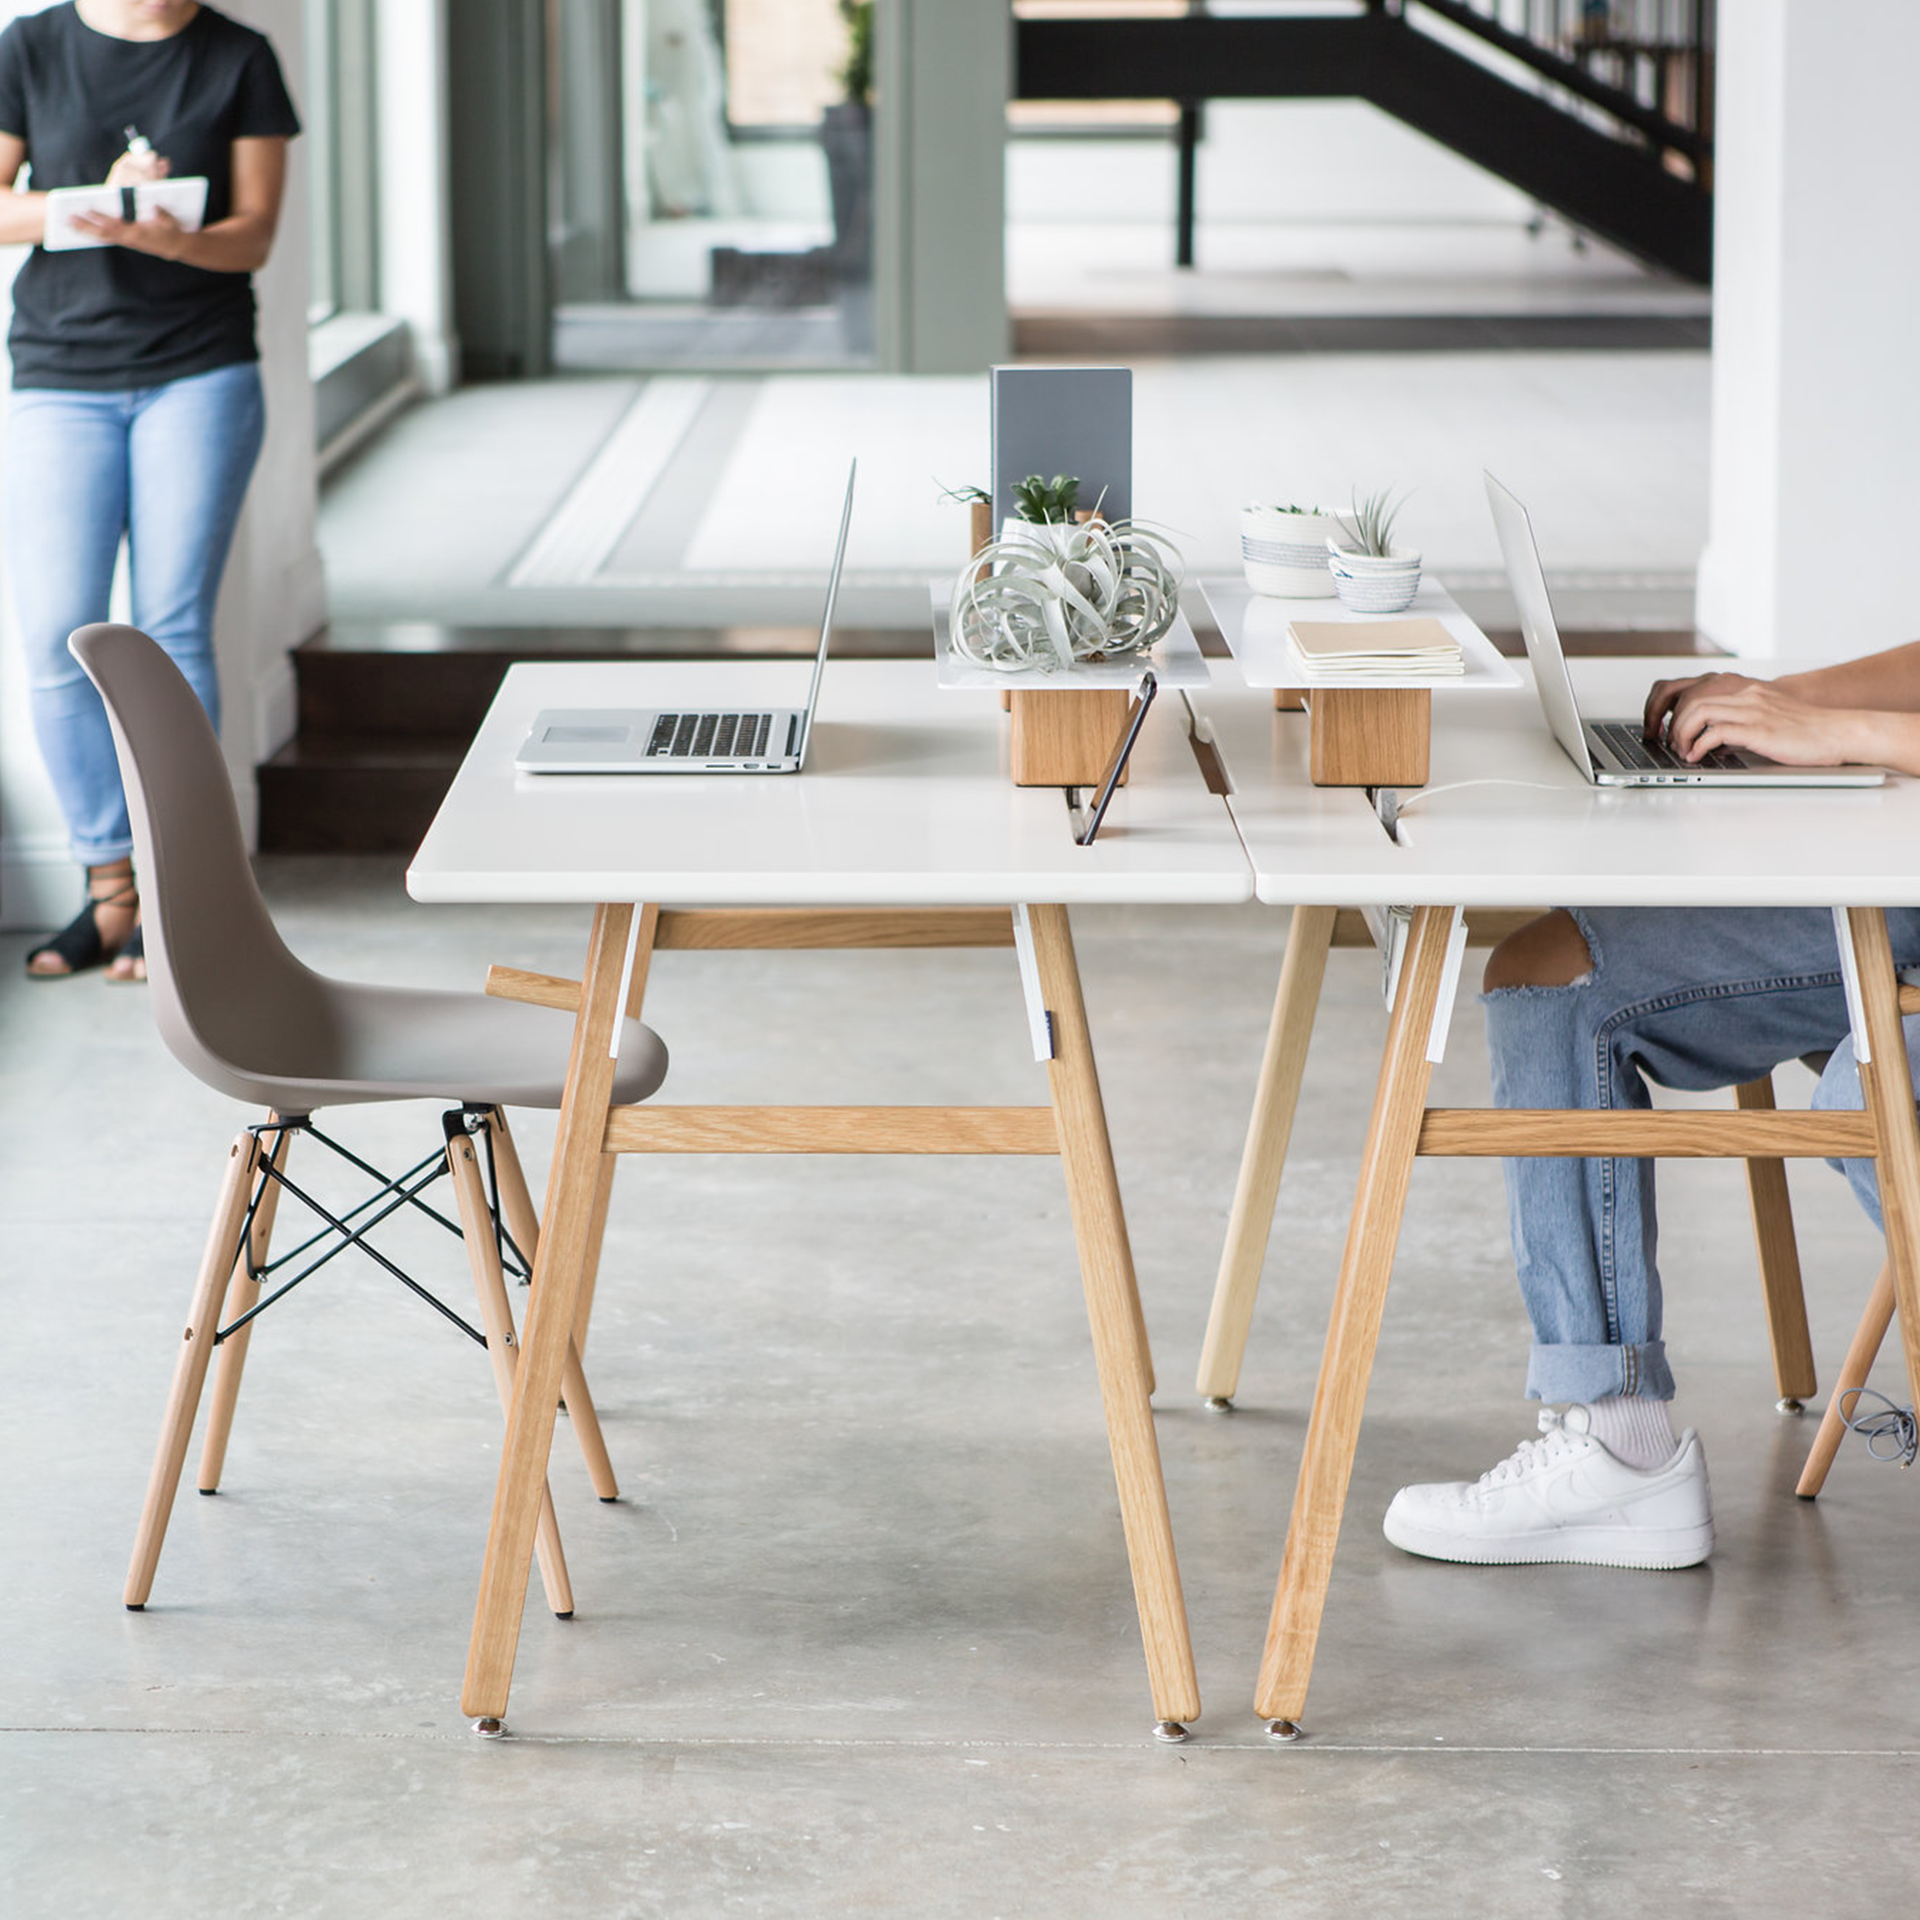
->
[71,833,135,867]
[1527,1339,1674,1404]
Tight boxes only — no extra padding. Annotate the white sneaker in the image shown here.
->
[1382,1406,1714,1569]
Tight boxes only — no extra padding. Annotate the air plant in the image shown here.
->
[949,516,1183,672]
[1335,488,1410,558]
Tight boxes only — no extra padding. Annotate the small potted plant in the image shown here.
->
[1327,488,1422,613]
[1239,501,1343,597]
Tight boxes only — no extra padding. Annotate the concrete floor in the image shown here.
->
[5,865,1919,1915]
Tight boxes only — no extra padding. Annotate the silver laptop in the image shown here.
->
[515,460,856,774]
[1485,471,1882,788]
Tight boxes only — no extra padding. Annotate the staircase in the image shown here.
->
[1014,0,1713,284]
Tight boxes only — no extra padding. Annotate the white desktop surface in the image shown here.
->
[408,659,1251,907]
[1200,656,1920,908]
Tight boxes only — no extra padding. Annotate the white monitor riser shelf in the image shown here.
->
[1199,576,1519,693]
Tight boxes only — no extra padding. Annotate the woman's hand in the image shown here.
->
[1660,675,1876,766]
[105,147,170,187]
[1642,671,1768,742]
[70,205,187,260]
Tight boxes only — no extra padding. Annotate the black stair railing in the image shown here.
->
[1012,1,1715,281]
[1406,0,1713,182]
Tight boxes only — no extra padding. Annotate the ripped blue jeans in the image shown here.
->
[1484,906,1920,1404]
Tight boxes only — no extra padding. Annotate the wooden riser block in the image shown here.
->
[1272,689,1308,712]
[1305,686,1431,788]
[1009,687,1132,787]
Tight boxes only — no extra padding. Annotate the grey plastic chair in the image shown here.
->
[71,623,668,1616]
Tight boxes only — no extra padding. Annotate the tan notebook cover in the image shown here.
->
[1285,616,1459,660]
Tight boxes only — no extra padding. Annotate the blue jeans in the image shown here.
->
[1484,906,1920,1404]
[5,361,265,865]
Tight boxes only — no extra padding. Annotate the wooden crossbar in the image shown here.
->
[601,1105,1061,1155]
[1417,1109,1880,1158]
[1331,907,1535,950]
[656,908,1016,950]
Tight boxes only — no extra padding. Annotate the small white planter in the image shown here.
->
[1327,543,1423,614]
[1240,505,1342,597]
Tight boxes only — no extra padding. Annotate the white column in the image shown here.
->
[0,0,322,926]
[1696,1,1920,661]
[376,0,457,392]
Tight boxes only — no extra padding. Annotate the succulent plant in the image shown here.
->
[1011,473,1082,525]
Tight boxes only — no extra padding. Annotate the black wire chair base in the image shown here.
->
[215,1106,533,1350]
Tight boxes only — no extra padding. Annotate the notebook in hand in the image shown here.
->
[43,177,208,251]
[1286,616,1464,678]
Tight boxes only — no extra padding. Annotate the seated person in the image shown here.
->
[1385,646,1920,1569]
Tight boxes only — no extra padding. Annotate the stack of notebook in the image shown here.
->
[1284,616,1464,680]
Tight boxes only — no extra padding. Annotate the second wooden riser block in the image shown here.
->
[1009,687,1132,787]
[1304,686,1431,788]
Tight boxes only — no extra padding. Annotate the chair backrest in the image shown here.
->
[69,624,336,1105]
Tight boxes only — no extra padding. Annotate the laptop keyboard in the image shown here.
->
[1591,720,1748,775]
[646,712,776,759]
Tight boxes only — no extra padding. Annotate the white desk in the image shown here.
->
[408,658,1250,1737]
[1190,656,1920,1736]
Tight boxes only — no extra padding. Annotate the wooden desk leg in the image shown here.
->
[1797,1259,1896,1498]
[462,902,635,1733]
[1197,904,1337,1409]
[487,1110,619,1502]
[1025,904,1201,1737]
[1734,1076,1817,1411]
[1841,908,1920,1411]
[198,1118,292,1493]
[1254,903,1457,1738]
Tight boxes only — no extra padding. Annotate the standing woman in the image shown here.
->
[0,0,298,978]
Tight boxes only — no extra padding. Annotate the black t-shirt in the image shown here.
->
[0,3,300,390]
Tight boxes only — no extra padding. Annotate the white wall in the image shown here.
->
[0,0,322,929]
[1696,0,1920,660]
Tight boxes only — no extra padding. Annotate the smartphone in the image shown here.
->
[1076,671,1157,847]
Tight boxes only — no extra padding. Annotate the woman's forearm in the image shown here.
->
[1775,640,1920,712]
[0,188,46,245]
[160,210,276,273]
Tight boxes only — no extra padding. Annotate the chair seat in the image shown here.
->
[202,980,668,1114]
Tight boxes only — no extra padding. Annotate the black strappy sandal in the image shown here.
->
[106,923,146,984]
[25,872,139,978]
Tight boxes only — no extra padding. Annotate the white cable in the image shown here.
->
[1389,778,1567,818]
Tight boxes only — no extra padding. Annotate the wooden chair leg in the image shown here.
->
[125,1130,263,1608]
[1844,908,1920,1410]
[486,1110,619,1501]
[446,1126,575,1618]
[1197,904,1337,1407]
[197,1118,293,1492]
[1797,1259,1897,1498]
[1735,1076,1818,1410]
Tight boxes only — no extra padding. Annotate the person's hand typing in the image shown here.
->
[1659,674,1872,766]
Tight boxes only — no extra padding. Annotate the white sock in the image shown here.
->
[1580,1395,1679,1470]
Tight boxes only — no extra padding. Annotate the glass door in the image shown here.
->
[548,0,875,369]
